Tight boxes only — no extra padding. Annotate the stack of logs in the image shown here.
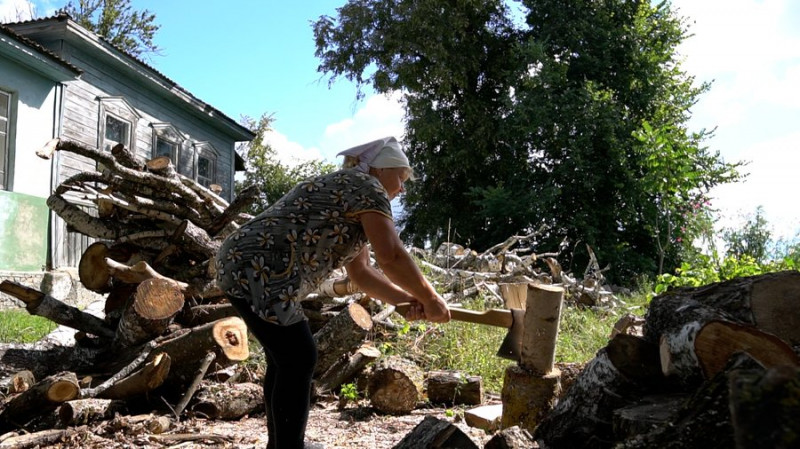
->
[533,270,800,448]
[0,137,264,433]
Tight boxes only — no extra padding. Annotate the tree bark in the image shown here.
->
[392,415,479,449]
[0,281,114,340]
[426,370,483,406]
[114,278,185,348]
[0,372,80,433]
[313,302,373,378]
[190,381,264,420]
[314,343,381,395]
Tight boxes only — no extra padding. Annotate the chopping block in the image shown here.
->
[500,283,565,433]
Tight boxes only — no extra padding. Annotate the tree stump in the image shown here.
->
[367,355,424,415]
[392,415,479,449]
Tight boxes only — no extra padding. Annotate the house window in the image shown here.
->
[151,123,185,164]
[193,142,218,189]
[0,89,11,190]
[98,97,139,154]
[103,114,130,152]
[197,155,214,187]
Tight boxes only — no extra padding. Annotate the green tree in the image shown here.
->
[60,0,160,58]
[723,206,772,264]
[313,0,743,283]
[235,114,336,215]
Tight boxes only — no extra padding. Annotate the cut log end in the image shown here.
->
[347,302,373,332]
[79,242,112,293]
[133,278,185,320]
[212,317,250,361]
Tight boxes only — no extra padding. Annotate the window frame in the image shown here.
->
[0,88,13,191]
[151,123,186,164]
[193,142,218,188]
[97,96,140,154]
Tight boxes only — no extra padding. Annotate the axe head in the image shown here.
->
[496,308,525,361]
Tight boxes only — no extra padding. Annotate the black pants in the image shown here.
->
[229,296,318,449]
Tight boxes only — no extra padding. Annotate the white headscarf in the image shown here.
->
[337,137,410,174]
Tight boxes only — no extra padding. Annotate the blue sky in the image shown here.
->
[3,0,799,243]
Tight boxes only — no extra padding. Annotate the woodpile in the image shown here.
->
[533,270,800,449]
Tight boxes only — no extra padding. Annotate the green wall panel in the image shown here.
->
[0,191,48,271]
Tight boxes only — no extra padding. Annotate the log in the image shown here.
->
[500,365,560,433]
[180,304,240,328]
[146,317,249,387]
[498,282,527,309]
[114,278,185,347]
[6,371,35,394]
[611,394,687,442]
[79,242,113,293]
[605,333,664,385]
[0,281,115,340]
[110,142,144,171]
[0,371,80,433]
[367,355,424,415]
[313,302,373,378]
[0,427,82,449]
[174,351,216,417]
[520,283,564,374]
[57,398,127,426]
[392,415,479,449]
[190,381,264,420]
[729,365,800,449]
[146,156,177,178]
[99,352,171,399]
[425,370,483,406]
[105,258,190,293]
[464,404,502,432]
[644,270,800,350]
[533,349,642,449]
[314,343,381,395]
[694,320,800,379]
[206,184,259,237]
[484,426,536,449]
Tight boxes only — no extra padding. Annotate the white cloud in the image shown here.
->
[0,0,35,21]
[268,92,406,168]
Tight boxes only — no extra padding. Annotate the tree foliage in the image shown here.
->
[235,114,336,215]
[722,206,772,264]
[60,0,160,58]
[313,0,743,283]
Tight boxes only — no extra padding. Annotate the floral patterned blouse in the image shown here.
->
[215,169,392,326]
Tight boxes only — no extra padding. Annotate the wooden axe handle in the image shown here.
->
[394,303,513,328]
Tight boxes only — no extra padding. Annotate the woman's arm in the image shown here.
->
[346,212,450,323]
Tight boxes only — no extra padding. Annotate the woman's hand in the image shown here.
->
[420,294,451,323]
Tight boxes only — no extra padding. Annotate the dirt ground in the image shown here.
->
[6,399,503,449]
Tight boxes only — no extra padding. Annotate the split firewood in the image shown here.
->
[114,278,185,348]
[425,370,483,406]
[190,381,264,420]
[367,355,424,415]
[393,415,479,449]
[0,371,80,433]
[313,302,374,379]
[0,281,114,340]
[57,398,127,426]
[314,343,381,395]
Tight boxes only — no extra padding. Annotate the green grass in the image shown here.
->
[386,291,651,394]
[0,309,57,343]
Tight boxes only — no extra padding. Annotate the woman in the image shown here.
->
[215,136,450,449]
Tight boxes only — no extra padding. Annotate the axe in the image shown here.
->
[395,303,525,361]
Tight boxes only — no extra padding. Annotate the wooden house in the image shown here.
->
[0,13,254,272]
